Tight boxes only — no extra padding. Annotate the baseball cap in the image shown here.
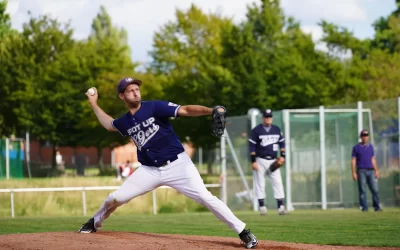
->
[117,77,142,93]
[360,129,369,137]
[262,109,273,118]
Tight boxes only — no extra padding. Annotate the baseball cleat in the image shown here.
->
[78,217,97,233]
[239,229,258,249]
[278,205,288,215]
[259,206,267,216]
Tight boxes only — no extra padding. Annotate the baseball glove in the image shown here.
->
[212,106,227,137]
[266,160,284,176]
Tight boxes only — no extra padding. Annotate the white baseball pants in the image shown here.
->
[93,152,246,234]
[253,157,285,200]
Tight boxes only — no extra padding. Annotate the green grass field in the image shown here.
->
[1,209,399,247]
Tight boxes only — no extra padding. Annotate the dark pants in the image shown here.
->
[357,169,381,211]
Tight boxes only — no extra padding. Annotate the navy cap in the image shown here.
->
[360,129,369,137]
[262,109,273,118]
[117,77,142,93]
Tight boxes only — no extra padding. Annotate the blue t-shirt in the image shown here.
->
[249,124,285,159]
[352,143,374,169]
[112,100,184,167]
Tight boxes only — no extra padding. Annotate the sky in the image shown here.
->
[5,0,397,65]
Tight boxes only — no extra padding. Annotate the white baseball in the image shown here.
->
[87,88,95,96]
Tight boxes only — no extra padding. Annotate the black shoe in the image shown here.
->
[239,229,258,249]
[78,218,97,233]
[375,209,383,212]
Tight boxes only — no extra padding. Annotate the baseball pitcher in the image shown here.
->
[78,78,258,249]
[249,109,287,216]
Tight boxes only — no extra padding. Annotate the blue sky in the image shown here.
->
[6,0,397,64]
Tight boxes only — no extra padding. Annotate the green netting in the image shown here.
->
[324,112,359,208]
[224,116,254,211]
[363,98,400,207]
[288,112,321,206]
[0,139,24,179]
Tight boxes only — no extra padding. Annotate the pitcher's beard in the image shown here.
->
[127,99,141,109]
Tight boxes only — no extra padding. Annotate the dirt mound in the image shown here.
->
[0,232,397,250]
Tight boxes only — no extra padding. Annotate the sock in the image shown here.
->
[277,199,283,209]
[258,199,265,207]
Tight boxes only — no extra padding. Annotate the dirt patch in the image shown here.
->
[0,232,398,250]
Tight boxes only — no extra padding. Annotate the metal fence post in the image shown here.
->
[26,132,32,178]
[398,96,400,186]
[152,190,157,215]
[357,101,363,142]
[6,138,10,180]
[220,132,227,204]
[82,188,87,216]
[199,147,203,172]
[11,190,15,218]
[319,106,327,210]
[283,110,293,211]
[248,108,260,212]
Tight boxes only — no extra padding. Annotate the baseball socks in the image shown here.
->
[258,199,267,216]
[277,199,288,215]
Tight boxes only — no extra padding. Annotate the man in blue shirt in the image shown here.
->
[78,77,258,249]
[249,109,287,216]
[351,129,382,212]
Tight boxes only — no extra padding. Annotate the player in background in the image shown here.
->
[249,109,287,216]
[78,77,258,249]
[351,129,382,212]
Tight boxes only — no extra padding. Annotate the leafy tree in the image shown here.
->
[319,0,400,103]
[0,0,20,137]
[222,0,342,110]
[150,4,234,152]
[371,0,400,52]
[10,14,88,175]
[0,0,11,37]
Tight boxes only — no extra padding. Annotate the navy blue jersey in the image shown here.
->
[112,100,184,167]
[249,124,285,159]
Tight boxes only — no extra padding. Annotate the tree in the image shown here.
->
[150,4,235,152]
[222,0,342,110]
[0,0,20,137]
[319,1,400,103]
[89,5,132,71]
[10,14,88,175]
[371,0,400,53]
[0,0,11,37]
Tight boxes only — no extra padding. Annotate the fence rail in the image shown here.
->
[0,184,221,218]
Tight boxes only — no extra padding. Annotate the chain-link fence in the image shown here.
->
[223,98,400,211]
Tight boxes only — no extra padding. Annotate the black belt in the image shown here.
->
[259,156,276,160]
[160,155,179,167]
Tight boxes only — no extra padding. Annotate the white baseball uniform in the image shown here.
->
[253,158,285,200]
[249,121,286,206]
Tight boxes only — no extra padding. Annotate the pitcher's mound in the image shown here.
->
[0,232,397,250]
